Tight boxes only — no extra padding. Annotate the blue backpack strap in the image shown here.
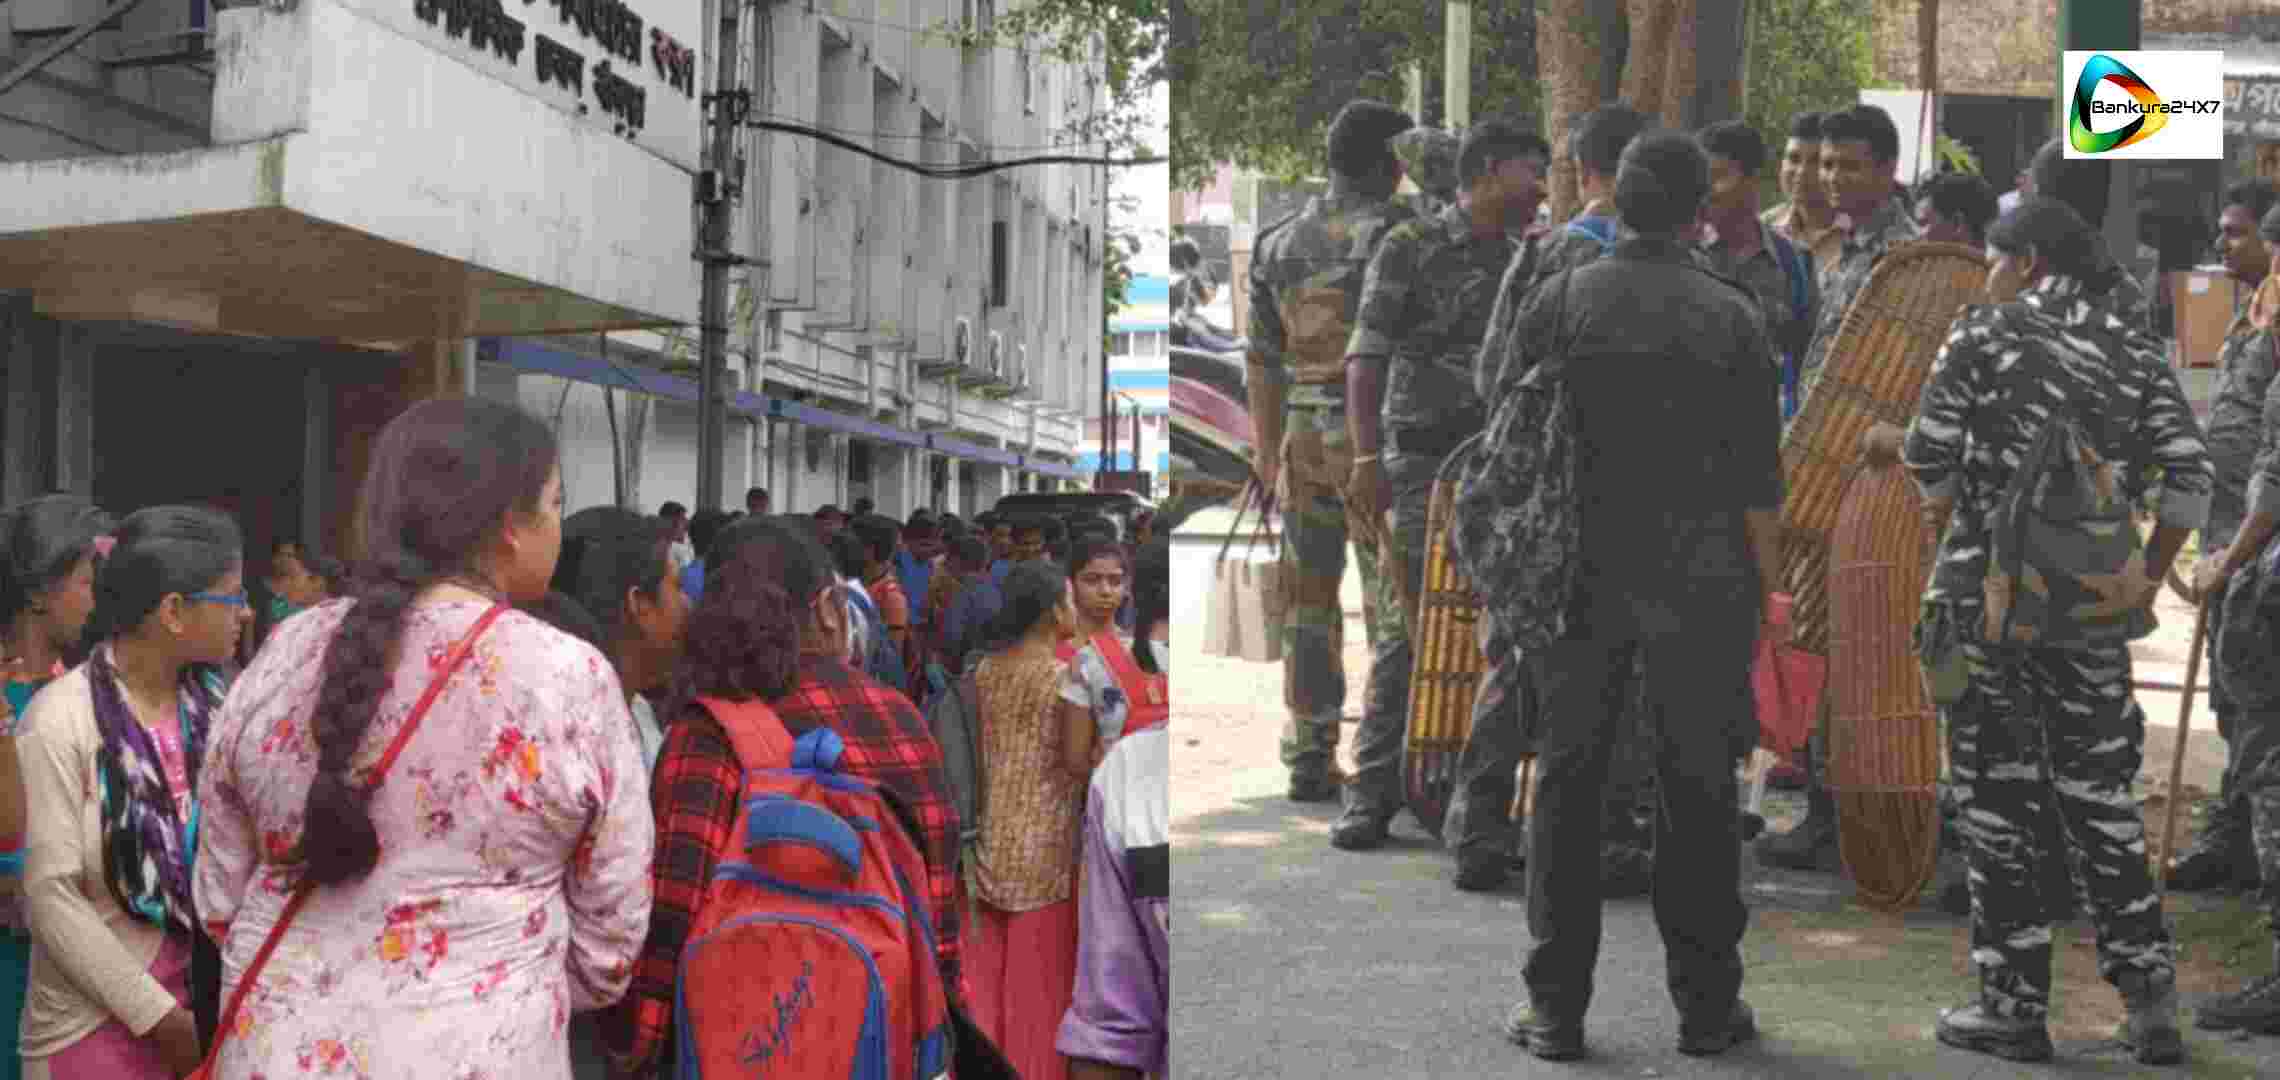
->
[1766,231,1811,418]
[1564,215,1618,256]
[1769,232,1809,323]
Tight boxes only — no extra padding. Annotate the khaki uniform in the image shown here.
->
[1246,187,1416,781]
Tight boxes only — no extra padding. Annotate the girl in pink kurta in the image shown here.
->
[189,397,655,1079]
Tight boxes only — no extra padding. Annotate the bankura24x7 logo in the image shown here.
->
[2067,53,2225,157]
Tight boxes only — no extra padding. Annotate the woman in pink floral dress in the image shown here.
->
[191,398,655,1078]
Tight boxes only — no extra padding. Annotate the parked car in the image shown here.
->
[991,490,1156,540]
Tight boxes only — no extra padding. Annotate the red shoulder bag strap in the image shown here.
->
[692,695,797,774]
[1092,631,1167,738]
[190,602,509,1078]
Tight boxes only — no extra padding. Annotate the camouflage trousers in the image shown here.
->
[1276,405,1387,779]
[1949,640,2175,1020]
[2201,592,2254,851]
[1347,450,1440,814]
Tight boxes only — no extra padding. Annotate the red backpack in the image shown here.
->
[1093,632,1168,739]
[676,697,953,1080]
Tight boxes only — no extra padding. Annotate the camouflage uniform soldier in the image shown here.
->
[2185,198,2280,1037]
[1758,104,1921,874]
[1332,121,1551,853]
[1246,100,1418,803]
[1461,104,1662,894]
[1391,127,1461,217]
[2023,138,2155,335]
[1905,199,2205,1067]
[2170,180,2280,895]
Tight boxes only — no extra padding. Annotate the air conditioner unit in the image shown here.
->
[985,332,1006,380]
[1011,344,1031,393]
[921,316,969,377]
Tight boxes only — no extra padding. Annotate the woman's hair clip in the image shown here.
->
[90,535,115,559]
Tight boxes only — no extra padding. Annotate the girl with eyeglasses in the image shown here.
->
[16,506,245,1078]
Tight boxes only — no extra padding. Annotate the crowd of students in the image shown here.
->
[0,395,1171,1079]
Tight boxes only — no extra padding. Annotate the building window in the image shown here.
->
[1020,48,1034,115]
[990,221,1009,308]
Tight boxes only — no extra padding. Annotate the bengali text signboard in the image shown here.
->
[2225,75,2280,141]
[349,0,702,169]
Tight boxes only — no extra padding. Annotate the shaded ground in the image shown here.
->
[1171,526,2280,1077]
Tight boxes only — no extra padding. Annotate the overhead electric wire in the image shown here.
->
[749,118,1160,177]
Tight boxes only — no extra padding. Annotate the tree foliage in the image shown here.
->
[1169,0,1538,191]
[1171,0,1875,199]
[949,0,1165,326]
[952,0,1166,160]
[1741,0,1875,192]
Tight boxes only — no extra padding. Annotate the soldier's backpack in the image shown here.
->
[1979,321,2155,650]
[1448,270,1584,654]
[675,699,953,1080]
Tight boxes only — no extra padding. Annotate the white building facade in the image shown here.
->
[0,0,1106,575]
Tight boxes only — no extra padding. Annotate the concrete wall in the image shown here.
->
[746,0,1107,464]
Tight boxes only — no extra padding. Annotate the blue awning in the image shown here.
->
[930,434,1022,467]
[762,398,929,450]
[479,338,702,402]
[488,338,998,457]
[1025,455,1086,480]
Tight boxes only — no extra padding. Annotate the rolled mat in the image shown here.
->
[1827,462,1943,913]
[1404,473,1487,838]
[1780,241,1988,656]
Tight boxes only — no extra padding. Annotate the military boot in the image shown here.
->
[2196,943,2280,1034]
[1452,846,1509,892]
[1756,784,1841,872]
[1934,1002,2053,1062]
[1329,798,1397,851]
[1287,767,1342,804]
[2114,968,2185,1065]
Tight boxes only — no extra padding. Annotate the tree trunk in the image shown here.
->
[1621,0,1677,126]
[1918,0,1939,96]
[1540,0,1626,221]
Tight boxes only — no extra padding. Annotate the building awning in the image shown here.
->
[762,398,930,450]
[479,338,700,402]
[486,337,1071,461]
[1025,455,1086,481]
[930,435,1022,468]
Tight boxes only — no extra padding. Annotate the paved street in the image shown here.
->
[1171,521,2280,1078]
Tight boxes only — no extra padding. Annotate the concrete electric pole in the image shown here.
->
[695,0,746,512]
[1444,1,1470,130]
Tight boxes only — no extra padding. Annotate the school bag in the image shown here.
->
[844,589,909,693]
[1091,631,1169,739]
[1978,319,2156,650]
[675,698,951,1080]
[922,672,985,868]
